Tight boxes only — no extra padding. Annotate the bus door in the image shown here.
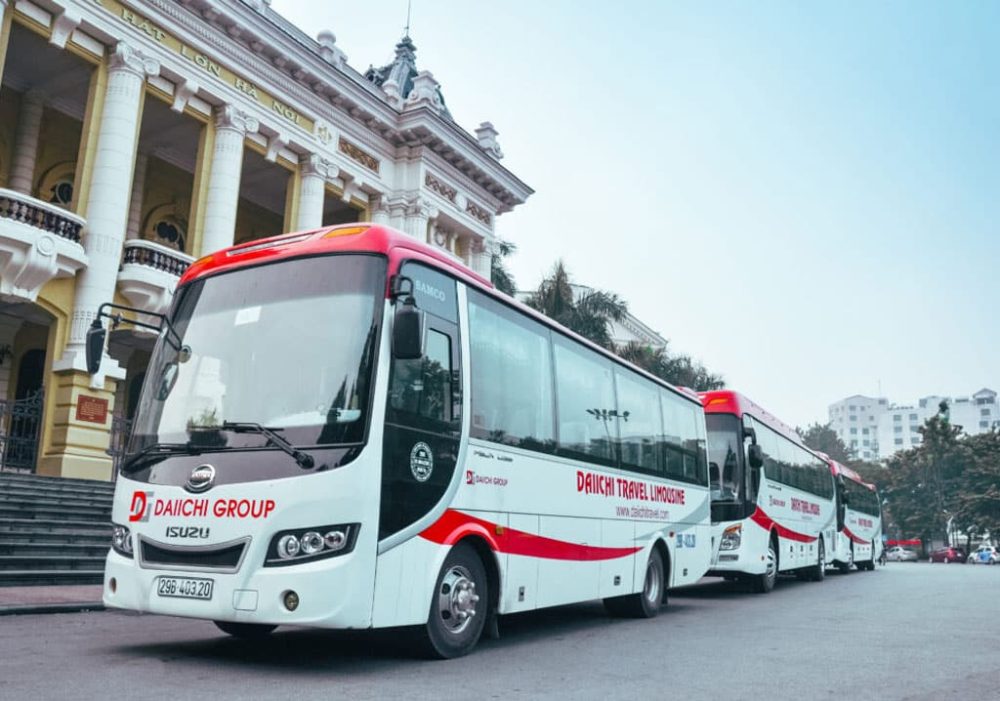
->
[379,263,463,541]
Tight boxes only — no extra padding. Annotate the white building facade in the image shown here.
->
[0,0,532,480]
[829,388,998,461]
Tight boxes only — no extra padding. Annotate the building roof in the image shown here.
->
[364,35,452,120]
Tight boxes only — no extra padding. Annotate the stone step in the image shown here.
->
[0,542,109,557]
[0,473,116,491]
[0,530,109,545]
[0,494,113,511]
[0,569,104,586]
[0,483,116,501]
[0,554,107,571]
[0,518,112,533]
[0,505,111,522]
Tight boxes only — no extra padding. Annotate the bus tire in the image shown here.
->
[838,546,853,575]
[810,538,826,582]
[213,621,277,639]
[416,542,488,659]
[753,537,778,593]
[604,548,665,618]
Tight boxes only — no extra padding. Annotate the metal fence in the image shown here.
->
[0,389,44,473]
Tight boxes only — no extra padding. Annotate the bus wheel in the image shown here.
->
[838,547,853,575]
[753,539,778,593]
[213,621,277,639]
[417,542,488,659]
[604,548,665,618]
[810,539,826,582]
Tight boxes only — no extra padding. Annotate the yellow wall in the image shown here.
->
[234,195,285,245]
[141,155,194,254]
[34,106,82,203]
[0,85,19,187]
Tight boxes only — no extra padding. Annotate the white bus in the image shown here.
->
[700,391,836,592]
[824,456,882,572]
[94,224,712,658]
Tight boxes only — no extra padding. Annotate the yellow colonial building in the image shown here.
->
[0,0,532,481]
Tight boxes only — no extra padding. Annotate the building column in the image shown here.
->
[7,90,45,195]
[125,150,149,240]
[199,105,258,256]
[295,154,328,231]
[403,199,430,241]
[56,41,158,373]
[45,42,157,481]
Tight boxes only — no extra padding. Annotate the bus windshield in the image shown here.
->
[128,254,386,457]
[706,413,743,504]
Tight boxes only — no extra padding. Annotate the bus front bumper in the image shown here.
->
[103,550,371,628]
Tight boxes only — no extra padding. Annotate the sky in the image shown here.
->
[271,0,999,427]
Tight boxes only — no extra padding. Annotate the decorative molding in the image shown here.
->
[424,172,456,203]
[171,78,200,113]
[301,154,331,179]
[465,199,491,226]
[108,41,160,79]
[49,4,82,50]
[338,137,379,173]
[214,104,259,135]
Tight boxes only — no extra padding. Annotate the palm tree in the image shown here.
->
[490,239,518,296]
[526,261,627,349]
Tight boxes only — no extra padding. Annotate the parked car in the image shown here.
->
[929,546,967,563]
[967,545,1000,565]
[885,546,919,562]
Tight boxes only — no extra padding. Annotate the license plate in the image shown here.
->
[156,576,214,601]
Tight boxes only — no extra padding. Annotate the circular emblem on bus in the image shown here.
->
[410,442,434,482]
[186,464,216,493]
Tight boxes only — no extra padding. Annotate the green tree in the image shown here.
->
[619,341,724,391]
[883,416,968,548]
[799,423,851,463]
[953,429,1000,542]
[525,260,628,349]
[490,239,518,296]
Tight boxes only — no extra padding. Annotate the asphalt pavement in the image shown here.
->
[0,562,996,700]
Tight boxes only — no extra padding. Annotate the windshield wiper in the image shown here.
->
[122,442,204,473]
[220,422,315,469]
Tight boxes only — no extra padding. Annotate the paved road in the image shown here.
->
[1,563,996,700]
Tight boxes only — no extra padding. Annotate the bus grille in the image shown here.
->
[139,537,250,573]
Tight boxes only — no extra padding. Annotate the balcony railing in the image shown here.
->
[0,188,87,303]
[121,239,192,277]
[116,240,194,318]
[0,189,84,243]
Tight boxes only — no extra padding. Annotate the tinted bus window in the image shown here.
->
[468,293,556,452]
[662,390,708,486]
[553,336,617,466]
[614,370,661,474]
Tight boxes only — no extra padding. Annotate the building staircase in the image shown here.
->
[0,472,113,586]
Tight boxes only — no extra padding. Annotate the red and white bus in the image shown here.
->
[824,456,882,572]
[700,391,836,592]
[94,224,712,657]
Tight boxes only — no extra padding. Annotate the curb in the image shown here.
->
[0,602,105,616]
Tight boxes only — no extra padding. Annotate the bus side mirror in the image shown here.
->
[85,320,106,375]
[392,299,424,360]
[747,444,764,470]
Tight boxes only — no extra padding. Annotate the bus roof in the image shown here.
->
[179,223,493,289]
[178,223,701,407]
[821,455,877,492]
[699,390,806,449]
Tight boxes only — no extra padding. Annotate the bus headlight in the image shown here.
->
[111,524,133,558]
[265,524,359,567]
[720,524,742,551]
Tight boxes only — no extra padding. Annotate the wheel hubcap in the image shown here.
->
[644,560,661,604]
[765,546,777,583]
[437,565,479,635]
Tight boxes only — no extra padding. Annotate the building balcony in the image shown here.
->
[0,188,88,303]
[116,240,194,317]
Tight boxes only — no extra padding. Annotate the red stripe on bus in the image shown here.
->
[842,527,868,545]
[749,507,818,543]
[420,509,642,561]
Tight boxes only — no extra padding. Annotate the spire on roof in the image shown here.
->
[364,33,451,118]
